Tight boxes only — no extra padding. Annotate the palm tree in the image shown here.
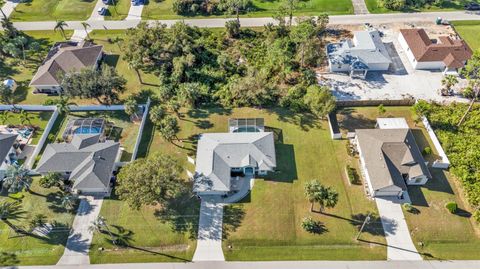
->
[54,20,68,40]
[18,110,32,126]
[55,95,76,115]
[305,180,321,212]
[317,185,339,213]
[441,75,458,96]
[14,36,28,63]
[80,22,91,40]
[2,165,32,194]
[89,216,117,246]
[58,192,77,212]
[124,97,139,120]
[0,201,24,232]
[0,110,11,125]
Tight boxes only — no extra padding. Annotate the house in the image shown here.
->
[398,28,472,74]
[35,133,120,194]
[30,41,103,94]
[327,30,392,78]
[0,134,19,180]
[193,128,276,195]
[355,118,431,197]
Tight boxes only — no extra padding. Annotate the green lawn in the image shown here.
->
[336,106,480,260]
[366,0,476,13]
[52,111,139,162]
[142,0,353,19]
[0,31,72,106]
[137,107,386,261]
[10,0,96,21]
[0,177,76,266]
[452,20,480,51]
[105,0,131,20]
[2,111,53,145]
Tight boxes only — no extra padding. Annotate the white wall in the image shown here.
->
[421,115,450,169]
[368,62,390,71]
[328,60,351,72]
[27,108,60,169]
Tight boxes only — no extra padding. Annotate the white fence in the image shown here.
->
[421,116,450,169]
[327,113,342,140]
[130,98,151,161]
[26,108,60,169]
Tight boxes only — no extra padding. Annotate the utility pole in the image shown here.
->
[356,212,371,241]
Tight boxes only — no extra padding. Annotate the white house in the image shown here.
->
[398,28,472,75]
[0,134,19,180]
[326,30,392,78]
[30,41,103,94]
[355,118,431,197]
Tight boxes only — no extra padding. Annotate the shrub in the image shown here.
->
[47,133,55,143]
[346,165,360,185]
[345,140,356,157]
[381,0,406,10]
[225,20,241,39]
[445,201,458,214]
[377,104,386,115]
[301,217,325,234]
[422,146,432,156]
[473,209,480,223]
[403,203,413,212]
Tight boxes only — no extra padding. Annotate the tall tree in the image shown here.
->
[0,83,15,107]
[89,216,117,245]
[80,22,91,40]
[149,105,166,126]
[458,51,480,126]
[54,20,68,40]
[18,110,32,126]
[0,201,24,232]
[158,115,179,142]
[115,153,185,210]
[53,95,76,115]
[39,172,64,189]
[14,36,28,63]
[60,65,126,105]
[2,165,32,194]
[281,0,299,26]
[303,85,336,119]
[124,97,139,120]
[218,0,251,24]
[317,185,339,213]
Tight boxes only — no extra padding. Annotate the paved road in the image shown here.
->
[12,260,480,269]
[192,197,225,261]
[56,196,104,265]
[9,11,480,31]
[375,196,422,261]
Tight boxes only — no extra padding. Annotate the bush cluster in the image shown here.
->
[445,201,458,214]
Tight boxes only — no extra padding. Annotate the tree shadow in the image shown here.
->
[222,204,245,239]
[264,126,283,144]
[0,251,19,266]
[270,108,320,131]
[103,54,120,68]
[194,119,213,129]
[304,220,328,235]
[136,120,155,158]
[45,191,78,215]
[350,213,385,237]
[264,143,297,183]
[187,107,232,119]
[336,107,376,132]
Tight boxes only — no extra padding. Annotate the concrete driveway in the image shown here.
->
[126,3,144,20]
[57,196,104,265]
[193,197,225,261]
[375,195,422,261]
[89,0,107,21]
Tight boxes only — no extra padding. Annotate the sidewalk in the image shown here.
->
[375,196,422,261]
[352,0,369,14]
[57,196,104,265]
[192,197,225,261]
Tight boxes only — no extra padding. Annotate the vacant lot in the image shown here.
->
[10,0,96,21]
[142,0,353,19]
[336,106,480,260]
[136,106,386,260]
[0,178,76,265]
[366,0,476,13]
[452,20,480,51]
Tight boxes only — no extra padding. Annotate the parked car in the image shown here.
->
[98,7,107,16]
[465,2,480,10]
[131,0,144,6]
[102,0,112,4]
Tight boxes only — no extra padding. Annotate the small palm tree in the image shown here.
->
[81,22,91,40]
[441,75,458,96]
[59,192,77,212]
[2,165,32,194]
[18,110,32,126]
[317,186,339,213]
[54,20,68,40]
[305,180,321,212]
[0,201,24,232]
[89,216,117,246]
[0,110,11,125]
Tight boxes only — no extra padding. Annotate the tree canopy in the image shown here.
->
[115,153,186,210]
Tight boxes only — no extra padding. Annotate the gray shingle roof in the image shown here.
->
[356,128,431,192]
[30,43,103,87]
[0,134,18,164]
[36,135,119,191]
[194,132,276,193]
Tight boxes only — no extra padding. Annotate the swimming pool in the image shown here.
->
[73,126,102,134]
[233,126,261,133]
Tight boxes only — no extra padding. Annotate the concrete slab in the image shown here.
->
[193,198,225,261]
[126,4,143,20]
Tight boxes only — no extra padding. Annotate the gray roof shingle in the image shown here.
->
[0,134,18,164]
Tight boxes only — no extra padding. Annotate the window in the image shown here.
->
[414,178,423,183]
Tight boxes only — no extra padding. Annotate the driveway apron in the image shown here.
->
[192,197,225,261]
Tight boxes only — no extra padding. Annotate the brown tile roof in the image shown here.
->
[400,28,472,68]
[30,42,103,87]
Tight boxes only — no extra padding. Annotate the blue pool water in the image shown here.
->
[233,126,260,133]
[74,126,101,134]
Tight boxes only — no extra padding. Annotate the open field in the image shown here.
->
[366,0,477,13]
[336,106,480,260]
[135,106,386,260]
[452,20,480,50]
[142,0,353,19]
[10,0,96,21]
[1,31,72,106]
[0,177,76,265]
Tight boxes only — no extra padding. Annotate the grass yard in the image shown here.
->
[10,0,96,21]
[138,106,386,261]
[452,20,480,51]
[53,111,140,162]
[142,0,353,20]
[336,106,480,260]
[105,0,131,20]
[366,0,477,13]
[2,111,53,145]
[1,31,73,106]
[0,177,76,266]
